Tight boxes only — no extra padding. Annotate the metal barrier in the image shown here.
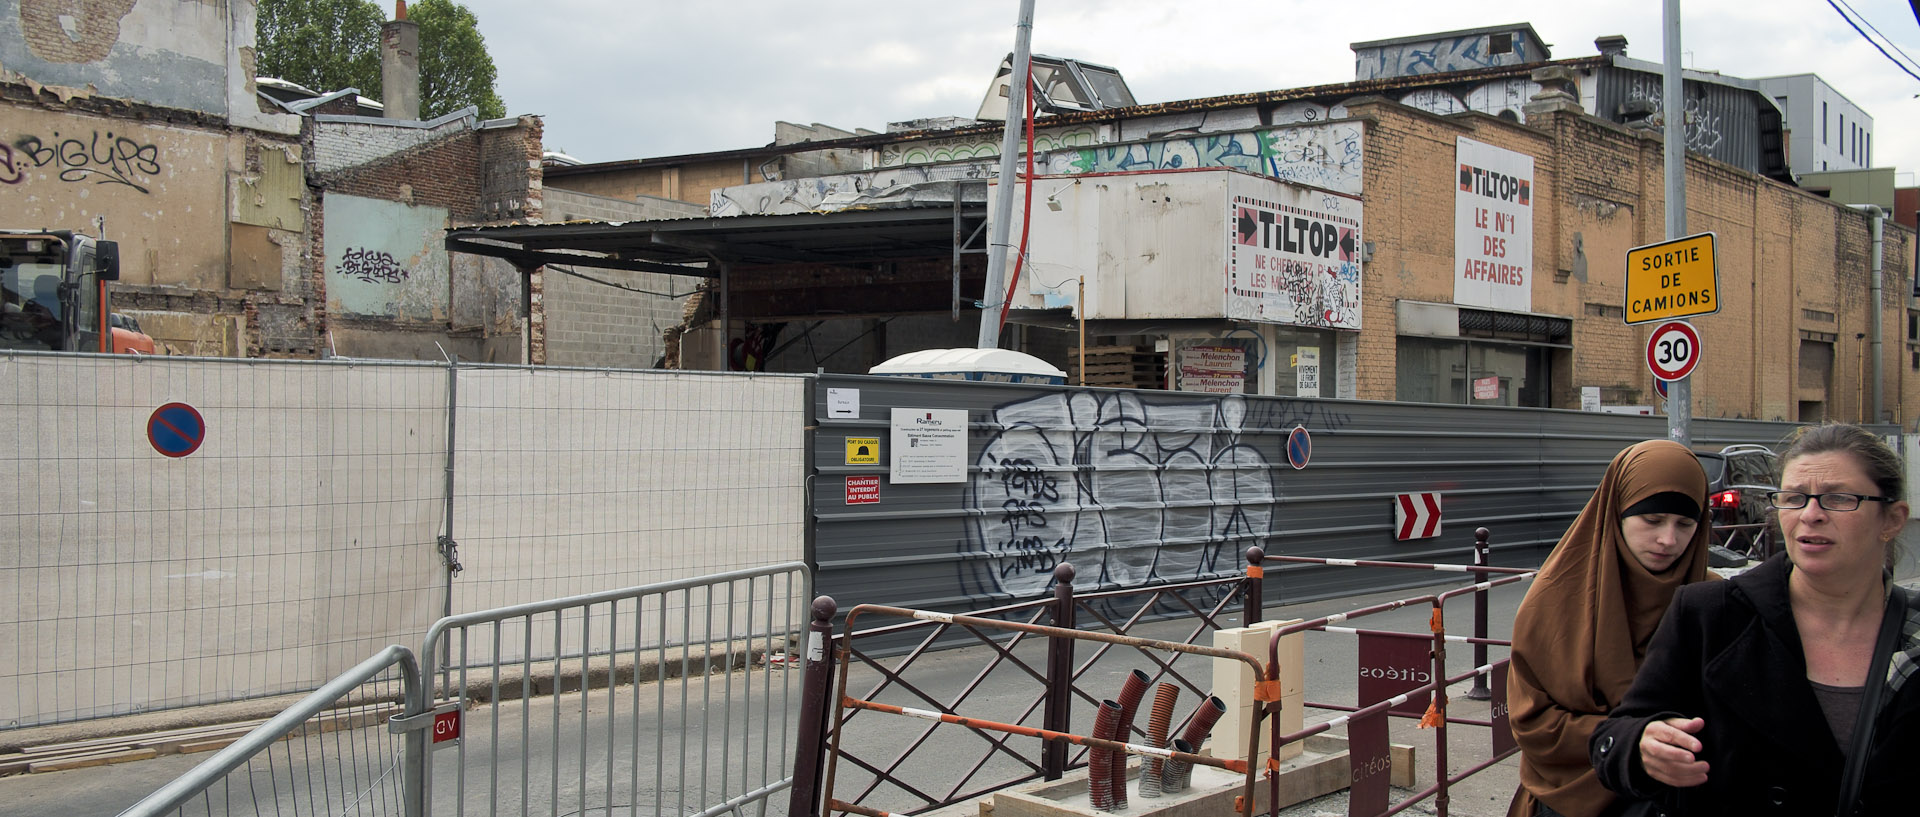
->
[407,561,810,817]
[1258,555,1535,817]
[117,645,420,817]
[786,541,1539,817]
[1711,521,1775,561]
[817,603,1266,817]
[787,553,1260,817]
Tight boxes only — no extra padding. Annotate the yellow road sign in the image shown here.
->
[846,437,879,465]
[1624,232,1718,324]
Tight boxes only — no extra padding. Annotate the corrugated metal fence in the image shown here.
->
[807,374,1808,614]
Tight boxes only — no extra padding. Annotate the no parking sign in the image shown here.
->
[147,402,205,458]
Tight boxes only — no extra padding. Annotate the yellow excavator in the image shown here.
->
[1,230,154,354]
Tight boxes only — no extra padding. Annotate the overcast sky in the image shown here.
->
[452,1,1920,181]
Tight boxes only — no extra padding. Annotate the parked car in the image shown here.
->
[1694,444,1780,560]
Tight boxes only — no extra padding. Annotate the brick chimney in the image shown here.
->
[381,1,420,120]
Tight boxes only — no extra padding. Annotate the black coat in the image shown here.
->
[1589,554,1920,816]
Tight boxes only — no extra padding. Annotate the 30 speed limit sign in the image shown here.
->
[1646,320,1701,382]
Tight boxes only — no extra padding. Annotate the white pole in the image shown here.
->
[1664,0,1691,446]
[975,0,1037,349]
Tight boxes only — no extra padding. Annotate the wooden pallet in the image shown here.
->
[1071,345,1165,389]
[0,706,398,777]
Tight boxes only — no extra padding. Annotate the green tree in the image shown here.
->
[411,0,505,120]
[254,0,505,120]
[255,0,384,97]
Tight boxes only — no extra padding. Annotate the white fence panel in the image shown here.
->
[449,367,807,618]
[1,354,448,729]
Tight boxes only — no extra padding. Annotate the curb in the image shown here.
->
[1,638,793,758]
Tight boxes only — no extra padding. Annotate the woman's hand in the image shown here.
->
[1640,716,1710,787]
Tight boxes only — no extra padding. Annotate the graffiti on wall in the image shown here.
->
[961,390,1278,598]
[1056,124,1365,195]
[7,131,162,193]
[0,143,23,185]
[1356,34,1532,80]
[323,194,451,320]
[1466,79,1543,121]
[711,164,989,216]
[877,126,1101,168]
[1226,189,1364,329]
[713,124,1366,215]
[1625,79,1726,153]
[334,248,410,284]
[1397,89,1469,117]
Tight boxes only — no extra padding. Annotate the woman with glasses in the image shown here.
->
[1592,423,1914,816]
[1507,439,1714,817]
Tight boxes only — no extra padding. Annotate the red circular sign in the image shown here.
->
[1646,321,1701,382]
[147,402,206,458]
[1286,425,1311,470]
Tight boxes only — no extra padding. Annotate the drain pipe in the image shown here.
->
[1850,204,1884,424]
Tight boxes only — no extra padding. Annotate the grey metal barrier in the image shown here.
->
[807,372,1811,622]
[117,644,421,817]
[407,561,811,817]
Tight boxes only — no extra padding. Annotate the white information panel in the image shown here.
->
[890,408,969,484]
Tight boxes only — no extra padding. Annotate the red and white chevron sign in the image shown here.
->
[1394,493,1442,540]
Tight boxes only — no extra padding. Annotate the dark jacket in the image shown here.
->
[1590,554,1920,816]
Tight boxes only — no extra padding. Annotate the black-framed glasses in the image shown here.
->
[1765,491,1895,511]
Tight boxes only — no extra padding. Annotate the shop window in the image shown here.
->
[1395,336,1552,407]
[1798,339,1833,391]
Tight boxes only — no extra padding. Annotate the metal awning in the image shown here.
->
[446,205,988,276]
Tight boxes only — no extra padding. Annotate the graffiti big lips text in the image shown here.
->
[9,131,162,193]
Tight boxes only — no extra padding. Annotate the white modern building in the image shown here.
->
[1756,73,1874,174]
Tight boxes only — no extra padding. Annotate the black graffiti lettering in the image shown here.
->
[997,457,1060,502]
[999,498,1050,534]
[10,131,162,193]
[0,143,22,185]
[1245,396,1353,433]
[335,247,410,284]
[997,535,1065,578]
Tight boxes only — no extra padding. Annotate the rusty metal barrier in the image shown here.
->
[820,603,1268,817]
[788,536,1533,817]
[787,553,1263,817]
[1260,550,1536,817]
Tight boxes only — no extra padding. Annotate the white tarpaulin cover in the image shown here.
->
[869,348,1067,385]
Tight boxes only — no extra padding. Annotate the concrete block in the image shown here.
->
[990,737,1365,817]
[1211,619,1305,770]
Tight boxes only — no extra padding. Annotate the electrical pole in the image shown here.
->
[1663,0,1691,446]
[975,0,1036,350]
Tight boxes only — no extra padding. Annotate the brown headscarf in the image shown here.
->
[1506,440,1713,817]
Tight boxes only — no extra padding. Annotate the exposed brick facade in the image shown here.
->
[539,189,706,368]
[311,114,473,174]
[306,114,543,361]
[1351,98,1915,423]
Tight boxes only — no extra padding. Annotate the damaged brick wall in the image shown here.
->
[307,115,542,361]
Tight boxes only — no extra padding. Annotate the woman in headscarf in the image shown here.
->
[1506,439,1714,817]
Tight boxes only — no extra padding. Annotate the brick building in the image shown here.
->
[1,0,539,360]
[478,24,1915,424]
